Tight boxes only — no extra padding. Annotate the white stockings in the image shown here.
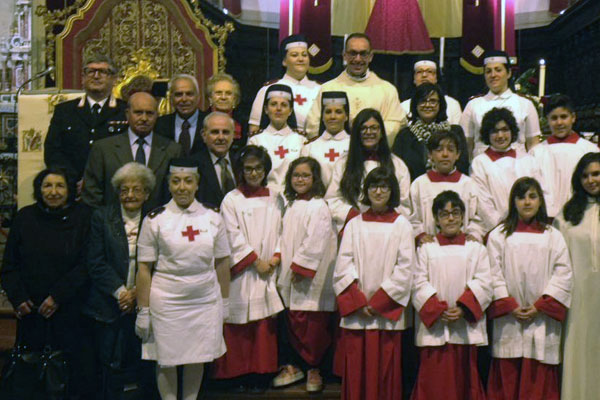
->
[157,363,204,400]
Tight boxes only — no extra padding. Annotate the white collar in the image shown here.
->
[321,130,349,141]
[282,73,307,85]
[485,88,513,100]
[166,198,202,214]
[87,96,108,110]
[128,129,153,146]
[265,124,292,136]
[209,150,231,165]
[344,69,370,82]
[175,109,200,126]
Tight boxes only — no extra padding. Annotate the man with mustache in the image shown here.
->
[193,111,237,207]
[305,33,407,144]
[82,91,181,211]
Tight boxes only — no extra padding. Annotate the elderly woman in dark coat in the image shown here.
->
[1,166,91,398]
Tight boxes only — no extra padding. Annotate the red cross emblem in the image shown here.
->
[324,148,340,162]
[274,145,289,159]
[294,94,307,105]
[182,226,200,242]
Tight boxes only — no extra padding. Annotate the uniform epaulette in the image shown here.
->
[202,202,220,213]
[304,135,319,144]
[262,79,280,87]
[148,206,166,219]
[515,92,535,101]
[468,93,485,101]
[250,129,264,137]
[293,128,306,137]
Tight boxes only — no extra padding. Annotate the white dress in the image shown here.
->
[301,130,350,188]
[137,199,230,366]
[220,187,285,324]
[487,223,573,364]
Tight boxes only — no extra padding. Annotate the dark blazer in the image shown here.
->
[82,204,136,323]
[155,110,207,156]
[44,94,127,181]
[194,147,237,208]
[81,132,182,211]
[392,124,470,182]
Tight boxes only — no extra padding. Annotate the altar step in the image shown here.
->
[202,382,341,399]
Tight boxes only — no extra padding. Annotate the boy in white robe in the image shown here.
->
[412,190,492,400]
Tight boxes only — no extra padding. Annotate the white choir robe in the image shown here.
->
[325,154,411,232]
[249,74,321,133]
[401,95,463,125]
[529,133,599,217]
[460,89,541,157]
[333,210,414,331]
[487,222,573,365]
[220,187,285,324]
[409,169,485,240]
[412,233,492,347]
[278,197,337,312]
[247,124,305,194]
[300,130,350,188]
[470,146,548,230]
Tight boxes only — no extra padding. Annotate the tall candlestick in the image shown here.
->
[538,59,546,98]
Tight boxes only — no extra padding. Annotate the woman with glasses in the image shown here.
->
[392,82,469,182]
[326,108,411,233]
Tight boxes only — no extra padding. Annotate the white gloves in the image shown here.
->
[135,307,151,341]
[222,298,230,322]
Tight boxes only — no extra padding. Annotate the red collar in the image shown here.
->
[427,169,462,183]
[238,185,269,198]
[436,232,466,246]
[362,208,399,223]
[515,220,545,233]
[296,193,314,200]
[547,132,580,144]
[485,147,516,161]
[363,150,380,161]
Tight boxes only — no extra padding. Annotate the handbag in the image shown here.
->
[0,315,69,399]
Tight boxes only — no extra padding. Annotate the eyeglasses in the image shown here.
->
[243,166,265,174]
[492,127,512,134]
[360,124,381,134]
[83,67,113,77]
[292,173,313,180]
[120,186,145,196]
[367,185,391,193]
[437,210,462,219]
[345,50,371,59]
[418,98,440,106]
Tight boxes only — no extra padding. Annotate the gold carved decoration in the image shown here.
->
[189,0,235,71]
[47,94,69,115]
[21,129,43,153]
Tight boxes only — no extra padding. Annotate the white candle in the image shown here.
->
[538,59,546,98]
[440,37,445,69]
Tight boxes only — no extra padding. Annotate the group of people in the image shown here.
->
[0,30,599,400]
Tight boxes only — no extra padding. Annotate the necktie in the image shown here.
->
[135,138,146,165]
[218,157,235,194]
[180,119,191,156]
[91,103,101,125]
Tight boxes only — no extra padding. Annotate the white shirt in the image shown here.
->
[208,150,234,191]
[127,129,153,166]
[88,96,108,112]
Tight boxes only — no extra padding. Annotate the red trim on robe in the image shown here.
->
[339,207,360,239]
[336,281,368,317]
[487,297,519,319]
[457,288,484,323]
[362,208,400,223]
[296,192,314,200]
[334,328,403,400]
[212,317,278,378]
[231,251,258,278]
[485,147,517,161]
[415,232,428,246]
[412,344,486,400]
[419,295,448,328]
[238,184,270,198]
[547,131,580,144]
[287,311,333,366]
[436,232,466,246]
[368,288,405,321]
[515,220,546,234]
[426,169,462,183]
[273,252,281,259]
[290,262,316,279]
[534,295,567,322]
[487,358,560,400]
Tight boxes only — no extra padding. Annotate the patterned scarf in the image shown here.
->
[409,119,451,143]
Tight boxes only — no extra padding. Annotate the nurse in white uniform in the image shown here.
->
[135,158,231,400]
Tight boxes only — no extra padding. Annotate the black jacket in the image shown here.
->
[194,147,238,208]
[155,110,208,156]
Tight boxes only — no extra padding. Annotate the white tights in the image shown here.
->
[156,363,204,400]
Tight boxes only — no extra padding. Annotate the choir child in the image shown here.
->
[409,130,484,245]
[529,94,599,217]
[301,91,351,187]
[411,190,492,400]
[333,167,414,400]
[486,177,573,400]
[212,146,285,391]
[248,84,305,194]
[470,107,547,229]
[275,157,337,392]
[325,108,411,233]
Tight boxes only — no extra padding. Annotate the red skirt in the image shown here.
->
[411,344,486,400]
[487,357,559,400]
[287,310,334,366]
[212,317,278,378]
[334,328,403,400]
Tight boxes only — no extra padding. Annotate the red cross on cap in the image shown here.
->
[294,94,307,106]
[182,225,200,241]
[274,145,289,159]
[324,148,340,162]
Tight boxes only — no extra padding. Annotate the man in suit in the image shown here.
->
[82,92,181,211]
[155,74,206,156]
[44,54,128,191]
[195,111,236,207]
